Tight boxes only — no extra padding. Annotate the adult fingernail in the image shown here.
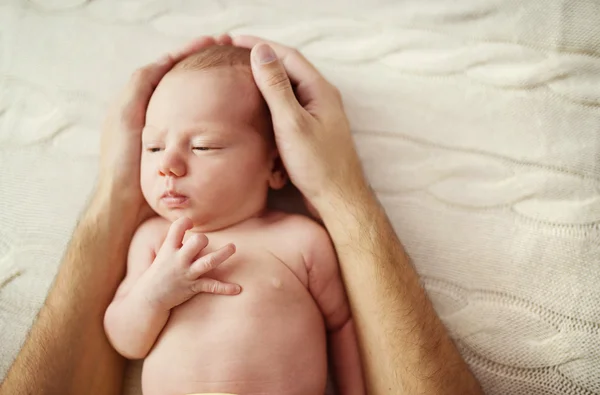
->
[255,44,276,65]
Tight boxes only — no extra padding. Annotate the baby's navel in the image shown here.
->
[271,277,283,289]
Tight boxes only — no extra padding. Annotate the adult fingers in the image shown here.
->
[191,278,241,295]
[249,43,305,121]
[216,33,233,45]
[164,217,194,249]
[234,35,323,87]
[189,244,236,278]
[122,36,218,108]
[179,233,210,261]
[231,34,264,48]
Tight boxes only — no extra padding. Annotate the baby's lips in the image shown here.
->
[162,189,187,198]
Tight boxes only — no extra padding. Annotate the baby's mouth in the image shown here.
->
[161,191,189,208]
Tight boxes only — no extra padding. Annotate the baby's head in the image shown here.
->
[141,45,286,231]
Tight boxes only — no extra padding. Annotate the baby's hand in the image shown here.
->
[139,217,241,311]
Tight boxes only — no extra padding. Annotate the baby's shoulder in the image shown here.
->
[262,212,335,270]
[263,211,328,245]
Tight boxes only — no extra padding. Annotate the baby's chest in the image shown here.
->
[194,232,309,288]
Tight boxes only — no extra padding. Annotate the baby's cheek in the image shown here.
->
[140,171,156,204]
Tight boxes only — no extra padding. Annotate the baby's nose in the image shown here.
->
[158,152,186,177]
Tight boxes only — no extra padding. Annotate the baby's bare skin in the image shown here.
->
[140,213,331,395]
[104,46,364,395]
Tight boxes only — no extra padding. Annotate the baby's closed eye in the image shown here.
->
[147,147,162,153]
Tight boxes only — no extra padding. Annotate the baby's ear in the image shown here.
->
[269,154,288,190]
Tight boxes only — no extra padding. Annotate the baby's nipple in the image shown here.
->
[271,277,283,289]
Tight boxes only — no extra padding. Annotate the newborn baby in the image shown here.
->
[104,45,364,395]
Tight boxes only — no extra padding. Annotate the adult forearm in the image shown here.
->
[318,185,482,395]
[104,287,170,359]
[0,188,138,395]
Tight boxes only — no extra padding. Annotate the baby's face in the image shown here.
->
[141,68,278,231]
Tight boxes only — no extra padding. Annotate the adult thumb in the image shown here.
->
[250,43,302,119]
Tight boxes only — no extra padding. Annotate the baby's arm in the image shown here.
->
[104,217,169,359]
[104,216,239,360]
[304,222,365,395]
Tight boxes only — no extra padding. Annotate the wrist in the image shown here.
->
[130,280,171,318]
[317,182,387,243]
[314,178,374,222]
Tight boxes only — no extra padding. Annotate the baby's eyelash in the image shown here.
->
[144,146,217,153]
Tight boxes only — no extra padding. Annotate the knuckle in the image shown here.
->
[265,70,290,92]
[189,282,202,294]
[208,282,221,294]
[204,254,219,270]
[195,280,219,294]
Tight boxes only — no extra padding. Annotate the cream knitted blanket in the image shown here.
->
[1,0,598,393]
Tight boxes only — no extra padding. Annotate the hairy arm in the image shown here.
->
[104,218,168,359]
[0,189,137,395]
[317,185,483,395]
[230,34,482,395]
[304,221,365,395]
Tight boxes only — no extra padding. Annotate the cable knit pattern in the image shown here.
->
[1,1,599,394]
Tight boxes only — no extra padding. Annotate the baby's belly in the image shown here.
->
[141,256,327,395]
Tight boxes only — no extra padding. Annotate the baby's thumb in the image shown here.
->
[250,43,302,121]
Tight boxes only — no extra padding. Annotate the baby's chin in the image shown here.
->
[155,207,239,233]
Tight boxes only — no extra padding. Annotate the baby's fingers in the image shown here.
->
[192,278,241,296]
[179,233,209,261]
[189,244,236,278]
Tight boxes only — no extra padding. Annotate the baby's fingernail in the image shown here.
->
[254,44,276,65]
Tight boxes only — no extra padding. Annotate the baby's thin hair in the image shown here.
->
[172,45,252,72]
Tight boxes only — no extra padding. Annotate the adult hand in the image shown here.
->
[139,217,240,311]
[98,34,233,224]
[233,36,369,214]
[236,37,484,395]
